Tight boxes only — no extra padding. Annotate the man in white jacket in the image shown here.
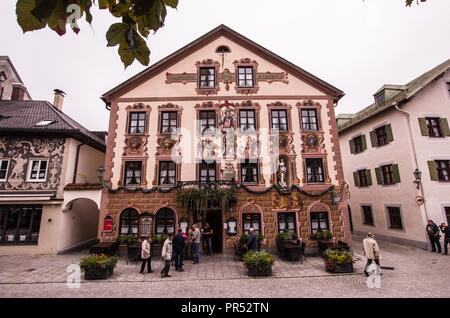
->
[363,232,382,277]
[140,236,153,274]
[160,233,174,278]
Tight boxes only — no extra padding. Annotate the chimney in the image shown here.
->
[53,89,66,111]
[11,83,27,101]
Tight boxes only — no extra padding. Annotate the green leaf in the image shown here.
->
[98,0,111,9]
[134,35,150,66]
[106,22,127,47]
[118,42,135,68]
[16,0,47,33]
[163,0,178,8]
[30,0,57,21]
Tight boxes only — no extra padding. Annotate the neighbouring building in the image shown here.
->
[99,25,351,254]
[0,56,106,255]
[338,59,450,249]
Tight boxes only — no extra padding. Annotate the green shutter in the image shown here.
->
[375,167,383,185]
[349,139,356,154]
[370,130,378,147]
[440,118,450,137]
[353,171,360,187]
[361,134,367,151]
[392,164,401,183]
[366,169,372,186]
[418,118,429,136]
[385,124,394,143]
[428,160,439,181]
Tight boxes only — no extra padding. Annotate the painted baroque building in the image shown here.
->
[99,25,351,253]
[338,59,450,249]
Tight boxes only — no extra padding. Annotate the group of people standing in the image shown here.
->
[426,220,450,255]
[138,222,214,278]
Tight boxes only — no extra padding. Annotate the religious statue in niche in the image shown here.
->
[218,101,236,157]
[277,158,288,190]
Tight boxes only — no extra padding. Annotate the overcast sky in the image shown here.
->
[1,0,449,131]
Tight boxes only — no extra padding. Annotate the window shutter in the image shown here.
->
[361,134,367,151]
[418,118,429,136]
[353,171,360,187]
[349,139,356,154]
[366,169,372,186]
[370,130,378,147]
[427,160,439,181]
[375,167,383,185]
[385,124,394,143]
[392,164,401,183]
[440,118,450,137]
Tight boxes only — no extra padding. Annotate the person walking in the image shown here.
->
[202,222,213,256]
[440,223,450,255]
[362,232,382,277]
[426,220,442,253]
[186,225,194,260]
[173,229,186,271]
[247,228,258,252]
[160,233,173,278]
[192,223,201,264]
[140,236,153,274]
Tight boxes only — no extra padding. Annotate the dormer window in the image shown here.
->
[374,92,385,105]
[199,67,216,88]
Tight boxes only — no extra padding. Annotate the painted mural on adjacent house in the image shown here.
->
[0,137,65,191]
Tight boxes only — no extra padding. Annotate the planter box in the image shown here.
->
[246,264,272,277]
[151,243,163,257]
[118,244,128,257]
[326,262,354,273]
[84,266,114,280]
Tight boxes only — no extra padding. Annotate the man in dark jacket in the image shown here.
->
[426,220,441,253]
[173,229,186,272]
[440,223,450,255]
[247,228,258,252]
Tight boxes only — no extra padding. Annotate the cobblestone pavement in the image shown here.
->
[0,235,449,297]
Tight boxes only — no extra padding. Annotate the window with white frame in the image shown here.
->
[0,159,9,181]
[27,160,48,181]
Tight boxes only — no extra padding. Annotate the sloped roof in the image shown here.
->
[101,24,344,103]
[338,59,450,133]
[0,56,32,99]
[0,100,106,151]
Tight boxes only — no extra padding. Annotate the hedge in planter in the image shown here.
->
[276,232,298,242]
[323,249,354,273]
[80,254,118,279]
[310,230,333,240]
[242,251,274,277]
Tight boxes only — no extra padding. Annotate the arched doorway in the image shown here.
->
[155,208,176,235]
[119,208,139,237]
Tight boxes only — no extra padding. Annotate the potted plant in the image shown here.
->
[311,230,333,240]
[242,251,275,277]
[323,248,354,273]
[276,232,298,243]
[80,254,118,279]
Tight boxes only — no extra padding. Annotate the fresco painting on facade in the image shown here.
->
[98,25,351,254]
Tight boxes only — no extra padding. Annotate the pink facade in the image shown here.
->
[339,60,450,248]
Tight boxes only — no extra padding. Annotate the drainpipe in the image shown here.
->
[72,142,85,183]
[394,103,430,222]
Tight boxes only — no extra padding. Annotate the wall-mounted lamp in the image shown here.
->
[413,168,422,190]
